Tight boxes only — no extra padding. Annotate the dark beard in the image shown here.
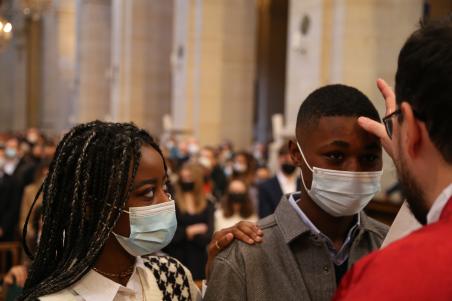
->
[396,159,429,225]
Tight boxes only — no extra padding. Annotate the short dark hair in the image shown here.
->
[395,16,452,163]
[296,84,380,135]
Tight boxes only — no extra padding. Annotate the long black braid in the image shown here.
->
[19,121,166,301]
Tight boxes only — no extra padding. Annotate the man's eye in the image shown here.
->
[325,152,344,161]
[361,154,379,163]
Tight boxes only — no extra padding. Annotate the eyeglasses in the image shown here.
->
[383,108,426,139]
[383,109,401,139]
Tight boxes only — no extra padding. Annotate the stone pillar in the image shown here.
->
[75,0,112,123]
[0,1,27,131]
[284,0,325,129]
[110,0,173,135]
[40,0,77,132]
[176,0,256,148]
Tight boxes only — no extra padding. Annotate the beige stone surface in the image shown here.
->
[77,0,112,123]
[183,0,256,148]
[109,0,172,136]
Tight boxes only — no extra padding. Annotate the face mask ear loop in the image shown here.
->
[296,141,313,172]
[296,141,314,194]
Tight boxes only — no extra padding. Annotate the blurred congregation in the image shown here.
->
[0,126,304,279]
[0,0,451,300]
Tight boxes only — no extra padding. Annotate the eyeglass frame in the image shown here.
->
[383,108,426,139]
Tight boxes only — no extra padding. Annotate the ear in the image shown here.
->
[288,140,302,167]
[400,102,422,160]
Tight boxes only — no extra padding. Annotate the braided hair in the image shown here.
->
[19,121,166,300]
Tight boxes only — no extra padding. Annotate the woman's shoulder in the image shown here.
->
[141,254,193,279]
[141,254,201,300]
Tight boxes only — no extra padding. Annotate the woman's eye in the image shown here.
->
[144,189,155,199]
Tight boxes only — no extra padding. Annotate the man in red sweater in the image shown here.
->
[334,17,452,300]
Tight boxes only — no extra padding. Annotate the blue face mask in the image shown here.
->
[5,147,17,159]
[113,198,177,257]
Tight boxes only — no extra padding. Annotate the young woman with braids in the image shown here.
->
[19,121,202,301]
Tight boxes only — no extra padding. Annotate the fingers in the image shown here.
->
[13,266,27,287]
[3,272,13,285]
[206,232,234,280]
[4,265,28,287]
[231,228,256,244]
[377,79,397,115]
[358,117,394,159]
[234,221,263,244]
[207,230,233,256]
[214,232,234,254]
[358,117,387,140]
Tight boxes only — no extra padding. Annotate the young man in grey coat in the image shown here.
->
[205,84,389,301]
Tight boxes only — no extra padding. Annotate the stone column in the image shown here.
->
[40,0,77,132]
[177,0,257,148]
[284,0,325,129]
[75,0,112,123]
[110,0,173,135]
[0,1,27,131]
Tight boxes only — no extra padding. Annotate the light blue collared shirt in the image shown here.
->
[288,192,360,265]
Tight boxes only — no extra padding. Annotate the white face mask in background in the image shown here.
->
[233,162,247,173]
[5,147,17,160]
[113,198,177,257]
[199,156,212,169]
[296,142,382,217]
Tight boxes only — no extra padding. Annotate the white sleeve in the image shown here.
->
[381,201,422,248]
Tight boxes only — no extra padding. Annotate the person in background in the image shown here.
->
[231,151,257,186]
[252,143,268,166]
[175,140,191,169]
[19,160,50,248]
[1,205,43,301]
[254,165,271,185]
[199,146,228,199]
[258,145,301,218]
[42,141,56,161]
[187,137,200,157]
[3,137,35,187]
[218,141,234,166]
[215,179,257,232]
[30,143,44,165]
[165,162,215,281]
[0,168,22,242]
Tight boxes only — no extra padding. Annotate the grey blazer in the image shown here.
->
[204,195,388,301]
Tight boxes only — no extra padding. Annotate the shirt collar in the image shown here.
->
[287,193,360,265]
[275,192,383,243]
[274,193,311,243]
[72,257,146,301]
[427,183,452,224]
[287,193,361,234]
